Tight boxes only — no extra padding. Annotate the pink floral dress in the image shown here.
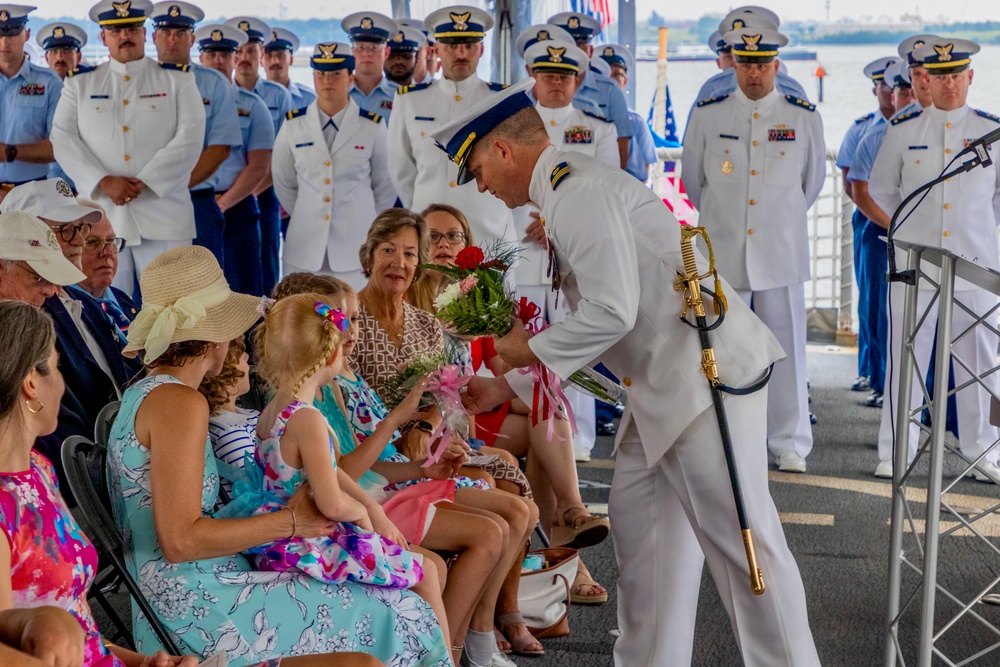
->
[0,451,123,667]
[250,401,423,589]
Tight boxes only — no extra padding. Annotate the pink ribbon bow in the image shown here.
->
[421,364,473,467]
[515,298,577,441]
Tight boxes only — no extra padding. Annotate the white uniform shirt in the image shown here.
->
[272,99,397,273]
[51,58,206,245]
[387,77,517,246]
[504,147,785,466]
[517,103,620,287]
[682,87,826,291]
[870,103,1000,286]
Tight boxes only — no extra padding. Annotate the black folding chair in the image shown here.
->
[94,401,121,449]
[62,435,181,655]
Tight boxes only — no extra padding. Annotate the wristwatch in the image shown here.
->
[4,145,16,163]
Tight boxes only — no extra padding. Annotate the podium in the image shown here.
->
[885,241,1000,666]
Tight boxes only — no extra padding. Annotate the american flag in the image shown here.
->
[569,0,614,27]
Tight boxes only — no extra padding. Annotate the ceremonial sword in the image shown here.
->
[674,225,771,596]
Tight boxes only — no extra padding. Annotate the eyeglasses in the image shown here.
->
[429,231,467,245]
[49,221,91,243]
[84,237,126,254]
[11,262,53,288]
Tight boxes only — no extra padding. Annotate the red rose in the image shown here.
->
[518,296,540,325]
[455,246,485,270]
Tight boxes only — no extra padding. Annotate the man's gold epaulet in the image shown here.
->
[784,95,816,112]
[696,94,728,108]
[397,81,432,95]
[159,61,189,72]
[550,161,571,190]
[976,109,1000,124]
[891,109,923,126]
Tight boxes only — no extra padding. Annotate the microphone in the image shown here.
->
[957,125,1000,164]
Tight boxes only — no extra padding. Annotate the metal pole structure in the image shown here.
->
[617,0,637,105]
[884,246,922,666]
[916,253,956,667]
[652,28,668,137]
[390,0,410,20]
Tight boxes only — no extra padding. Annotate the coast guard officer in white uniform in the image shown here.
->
[272,42,395,290]
[388,5,517,248]
[870,37,1000,481]
[51,0,205,291]
[440,80,820,667]
[683,27,826,474]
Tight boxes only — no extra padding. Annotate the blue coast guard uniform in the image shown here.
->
[35,22,88,190]
[343,12,400,120]
[227,16,289,296]
[265,28,316,110]
[196,24,273,296]
[838,55,898,395]
[548,12,632,146]
[598,43,658,181]
[150,2,242,269]
[0,5,62,190]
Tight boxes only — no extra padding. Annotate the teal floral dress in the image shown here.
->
[107,375,450,667]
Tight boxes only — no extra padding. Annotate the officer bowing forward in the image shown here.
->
[51,0,205,293]
[388,5,517,249]
[682,27,826,474]
[272,42,396,290]
[196,23,273,296]
[0,5,63,203]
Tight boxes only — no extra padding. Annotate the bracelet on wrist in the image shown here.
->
[283,506,297,539]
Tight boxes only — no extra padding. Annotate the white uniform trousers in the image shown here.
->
[518,284,597,453]
[877,286,1000,464]
[282,254,368,294]
[737,284,813,459]
[113,238,190,296]
[609,388,820,667]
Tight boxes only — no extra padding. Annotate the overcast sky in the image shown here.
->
[28,0,1000,24]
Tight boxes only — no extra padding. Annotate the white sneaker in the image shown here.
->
[969,461,1000,483]
[490,650,517,667]
[777,451,806,473]
[874,458,893,479]
[574,444,591,462]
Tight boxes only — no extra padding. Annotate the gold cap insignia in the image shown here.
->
[271,30,278,42]
[568,16,580,29]
[238,20,250,31]
[360,17,373,29]
[168,5,180,17]
[318,43,336,58]
[53,26,65,38]
[0,11,9,21]
[603,46,614,57]
[732,19,745,30]
[112,1,132,18]
[547,45,565,62]
[393,31,404,42]
[741,34,761,51]
[913,40,925,50]
[56,180,72,197]
[934,43,954,61]
[210,29,223,41]
[537,30,549,41]
[450,12,471,30]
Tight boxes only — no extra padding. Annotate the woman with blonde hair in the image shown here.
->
[106,246,448,666]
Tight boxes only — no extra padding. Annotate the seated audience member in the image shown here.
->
[106,246,446,665]
[0,299,198,667]
[1,180,143,486]
[68,201,137,333]
[417,203,610,605]
[199,336,258,479]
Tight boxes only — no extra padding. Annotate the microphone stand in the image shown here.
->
[887,145,991,285]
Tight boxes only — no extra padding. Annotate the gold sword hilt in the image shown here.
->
[675,226,728,318]
[742,529,766,595]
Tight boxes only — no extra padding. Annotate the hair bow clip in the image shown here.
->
[314,302,350,332]
[258,297,275,316]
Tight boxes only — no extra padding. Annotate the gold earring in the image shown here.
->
[25,398,44,414]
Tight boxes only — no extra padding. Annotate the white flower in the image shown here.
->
[432,283,462,310]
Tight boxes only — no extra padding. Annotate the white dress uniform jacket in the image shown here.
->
[505,147,785,466]
[682,87,826,291]
[388,77,517,246]
[870,104,1000,283]
[273,99,397,273]
[51,58,206,245]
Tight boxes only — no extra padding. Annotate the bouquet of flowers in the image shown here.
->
[380,352,450,411]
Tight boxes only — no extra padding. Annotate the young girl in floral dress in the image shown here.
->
[252,293,450,643]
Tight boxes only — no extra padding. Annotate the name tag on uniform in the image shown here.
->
[908,145,928,150]
[565,126,593,144]
[19,84,45,95]
[139,93,167,99]
[380,100,393,109]
[415,116,435,121]
[719,133,740,140]
[90,94,110,99]
[294,142,313,148]
[237,108,251,117]
[768,128,796,141]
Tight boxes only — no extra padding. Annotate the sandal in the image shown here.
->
[497,612,545,656]
[550,502,610,549]
[571,559,608,605]
[493,627,512,655]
